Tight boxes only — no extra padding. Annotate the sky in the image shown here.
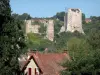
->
[10,0,100,18]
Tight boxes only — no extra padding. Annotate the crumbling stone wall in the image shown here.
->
[25,20,40,34]
[46,20,54,41]
[25,19,54,41]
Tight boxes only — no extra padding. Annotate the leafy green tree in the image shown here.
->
[83,16,100,34]
[12,13,32,20]
[39,23,47,37]
[0,0,26,74]
[12,13,19,20]
[53,11,65,21]
[90,16,100,23]
[61,27,100,75]
[82,13,86,24]
[54,19,63,39]
[61,37,94,75]
[26,33,52,51]
[87,28,100,50]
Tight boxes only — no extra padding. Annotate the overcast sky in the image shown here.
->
[10,0,100,18]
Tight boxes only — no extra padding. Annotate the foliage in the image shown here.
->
[87,29,100,50]
[83,16,100,34]
[54,31,84,51]
[82,13,86,24]
[53,11,65,21]
[61,16,100,75]
[61,38,94,75]
[0,0,26,74]
[54,19,63,35]
[39,23,47,37]
[31,20,41,25]
[26,33,52,51]
[12,13,32,20]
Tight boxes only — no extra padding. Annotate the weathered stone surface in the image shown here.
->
[60,8,84,34]
[46,20,54,41]
[25,20,40,34]
[25,19,54,41]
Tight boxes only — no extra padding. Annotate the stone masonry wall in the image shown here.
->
[25,19,54,41]
[66,8,84,33]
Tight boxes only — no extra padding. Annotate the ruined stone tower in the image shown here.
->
[61,8,84,33]
[66,8,84,33]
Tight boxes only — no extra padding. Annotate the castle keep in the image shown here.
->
[61,8,84,33]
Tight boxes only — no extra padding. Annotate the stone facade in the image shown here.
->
[25,19,54,41]
[46,20,54,41]
[61,8,84,33]
[25,20,40,34]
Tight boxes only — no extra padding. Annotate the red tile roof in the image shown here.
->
[85,18,91,23]
[21,52,70,75]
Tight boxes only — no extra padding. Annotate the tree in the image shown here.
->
[82,13,86,24]
[12,13,32,20]
[53,12,65,21]
[39,23,47,37]
[61,28,100,75]
[26,33,52,51]
[61,37,94,75]
[0,0,26,74]
[87,28,100,50]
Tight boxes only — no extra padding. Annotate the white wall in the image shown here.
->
[24,59,39,75]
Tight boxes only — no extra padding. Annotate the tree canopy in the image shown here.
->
[0,0,26,74]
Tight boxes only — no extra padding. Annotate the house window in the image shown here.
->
[35,68,39,75]
[28,68,32,75]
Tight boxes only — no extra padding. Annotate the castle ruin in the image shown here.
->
[25,19,54,41]
[60,8,84,33]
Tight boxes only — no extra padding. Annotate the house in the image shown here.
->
[19,51,70,75]
[85,18,91,23]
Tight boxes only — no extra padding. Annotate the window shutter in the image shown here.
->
[35,68,37,75]
[28,68,31,75]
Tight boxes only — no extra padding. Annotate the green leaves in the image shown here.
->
[0,0,26,74]
[61,17,100,75]
[53,11,65,21]
[26,33,52,51]
[12,13,32,20]
[87,29,100,49]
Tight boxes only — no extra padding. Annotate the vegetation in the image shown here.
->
[0,0,26,75]
[12,13,32,20]
[53,11,65,21]
[39,23,47,37]
[60,16,100,75]
[31,20,41,25]
[26,33,52,51]
[1,0,100,74]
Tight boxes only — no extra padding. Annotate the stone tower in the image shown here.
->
[64,8,84,33]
